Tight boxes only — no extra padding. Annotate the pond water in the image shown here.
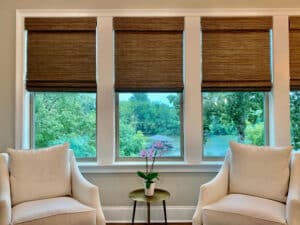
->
[203,135,238,157]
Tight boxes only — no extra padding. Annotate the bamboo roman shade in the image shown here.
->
[201,17,273,91]
[25,17,97,92]
[114,17,184,92]
[290,16,300,90]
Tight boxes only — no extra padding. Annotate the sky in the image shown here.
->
[119,93,177,105]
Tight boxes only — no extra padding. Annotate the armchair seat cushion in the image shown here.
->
[12,197,96,225]
[202,194,287,225]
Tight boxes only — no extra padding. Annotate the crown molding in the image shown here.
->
[16,8,300,17]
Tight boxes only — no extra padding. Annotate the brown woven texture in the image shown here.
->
[289,16,300,30]
[201,16,272,30]
[113,17,184,31]
[26,18,97,92]
[25,17,97,30]
[114,17,183,92]
[201,17,272,92]
[290,17,300,89]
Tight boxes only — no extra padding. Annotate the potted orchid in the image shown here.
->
[137,142,163,196]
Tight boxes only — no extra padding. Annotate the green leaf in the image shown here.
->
[145,172,159,181]
[136,171,147,179]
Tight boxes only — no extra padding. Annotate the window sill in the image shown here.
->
[78,161,222,173]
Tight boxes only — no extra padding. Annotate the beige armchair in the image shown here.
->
[0,144,105,225]
[193,142,300,225]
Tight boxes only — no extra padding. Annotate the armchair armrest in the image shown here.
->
[0,153,11,225]
[71,153,105,225]
[192,154,229,225]
[287,152,300,225]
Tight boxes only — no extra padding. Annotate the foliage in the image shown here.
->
[34,93,96,158]
[203,92,265,147]
[125,93,180,136]
[290,91,300,150]
[119,120,146,157]
[137,148,161,188]
[35,92,181,159]
[245,122,264,145]
[167,94,181,117]
[34,91,270,159]
[119,93,181,157]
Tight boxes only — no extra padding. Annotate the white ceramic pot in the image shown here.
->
[144,182,155,196]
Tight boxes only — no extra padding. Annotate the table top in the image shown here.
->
[129,188,170,203]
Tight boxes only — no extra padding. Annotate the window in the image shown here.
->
[201,17,272,159]
[290,17,300,152]
[15,12,294,173]
[25,17,97,159]
[202,92,266,158]
[32,92,97,159]
[116,93,182,159]
[114,17,184,160]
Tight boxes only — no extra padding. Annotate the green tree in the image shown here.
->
[167,94,181,117]
[245,122,264,145]
[34,93,96,158]
[119,120,146,157]
[118,93,181,156]
[202,92,234,143]
[226,93,248,142]
[290,91,300,150]
[124,93,180,136]
[129,93,153,134]
[203,92,264,144]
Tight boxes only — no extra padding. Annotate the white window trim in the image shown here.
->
[16,9,295,173]
[269,15,291,146]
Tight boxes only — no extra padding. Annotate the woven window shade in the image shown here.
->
[114,17,184,92]
[290,16,300,90]
[201,17,272,92]
[25,17,97,92]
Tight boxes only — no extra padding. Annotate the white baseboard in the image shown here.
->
[103,205,195,223]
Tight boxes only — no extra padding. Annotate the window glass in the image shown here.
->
[117,93,182,159]
[290,91,300,151]
[32,92,96,158]
[203,92,265,158]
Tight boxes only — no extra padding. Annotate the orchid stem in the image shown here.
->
[146,156,148,174]
[150,150,157,173]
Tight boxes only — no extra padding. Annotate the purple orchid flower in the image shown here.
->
[139,149,148,158]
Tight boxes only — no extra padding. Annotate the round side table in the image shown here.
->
[129,188,170,225]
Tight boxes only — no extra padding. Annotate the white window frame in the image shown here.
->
[16,9,293,173]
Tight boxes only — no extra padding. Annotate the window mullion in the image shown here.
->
[97,16,115,165]
[269,15,290,146]
[184,17,203,164]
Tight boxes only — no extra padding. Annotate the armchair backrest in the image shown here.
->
[288,151,300,197]
[0,153,11,225]
[228,142,292,203]
[7,144,71,206]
